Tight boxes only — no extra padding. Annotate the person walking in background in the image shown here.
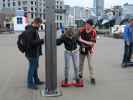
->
[56,27,83,87]
[79,19,96,85]
[122,17,133,68]
[25,18,44,90]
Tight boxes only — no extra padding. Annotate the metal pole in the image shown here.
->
[41,0,62,97]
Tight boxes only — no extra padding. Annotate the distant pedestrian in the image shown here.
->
[79,19,96,85]
[122,17,133,68]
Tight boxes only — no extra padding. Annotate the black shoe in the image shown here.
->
[90,78,96,85]
[65,78,68,83]
[27,85,38,90]
[121,63,127,68]
[35,81,45,85]
[79,74,83,79]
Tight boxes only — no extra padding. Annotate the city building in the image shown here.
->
[0,0,45,23]
[0,0,65,28]
[122,3,133,17]
[112,6,122,16]
[93,0,104,16]
[0,11,15,31]
[64,5,95,27]
[55,0,65,28]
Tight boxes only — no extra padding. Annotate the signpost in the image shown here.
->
[41,0,62,97]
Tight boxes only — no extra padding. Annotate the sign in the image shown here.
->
[16,10,24,16]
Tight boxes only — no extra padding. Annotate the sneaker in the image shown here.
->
[90,78,96,85]
[27,85,38,90]
[79,74,83,79]
[121,63,127,68]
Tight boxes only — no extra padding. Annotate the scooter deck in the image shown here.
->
[61,80,84,87]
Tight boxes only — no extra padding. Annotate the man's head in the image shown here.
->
[85,19,93,30]
[32,18,42,28]
[128,17,133,25]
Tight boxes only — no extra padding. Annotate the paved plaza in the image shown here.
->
[0,33,133,100]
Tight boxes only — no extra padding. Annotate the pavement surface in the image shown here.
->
[0,33,133,100]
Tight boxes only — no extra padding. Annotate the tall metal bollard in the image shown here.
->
[41,0,62,97]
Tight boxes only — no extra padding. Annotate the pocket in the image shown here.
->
[80,47,88,54]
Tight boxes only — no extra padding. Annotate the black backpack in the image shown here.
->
[17,31,27,53]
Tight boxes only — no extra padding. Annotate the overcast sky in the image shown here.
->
[64,0,133,8]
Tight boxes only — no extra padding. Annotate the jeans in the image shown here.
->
[122,42,133,64]
[27,57,40,86]
[64,50,79,80]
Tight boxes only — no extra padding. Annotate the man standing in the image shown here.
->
[25,18,44,89]
[122,17,133,68]
[79,20,96,85]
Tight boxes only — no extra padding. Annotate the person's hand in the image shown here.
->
[89,42,95,46]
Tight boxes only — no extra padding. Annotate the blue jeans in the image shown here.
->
[27,57,40,86]
[122,42,133,64]
[64,50,79,80]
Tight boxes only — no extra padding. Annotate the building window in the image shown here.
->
[31,7,33,11]
[35,2,37,5]
[31,13,34,19]
[3,0,5,2]
[60,16,62,20]
[18,1,21,6]
[13,2,16,6]
[57,16,59,20]
[3,3,5,7]
[17,17,23,24]
[23,7,27,11]
[8,3,10,7]
[23,1,27,5]
[35,8,37,11]
[31,1,33,5]
[43,9,45,13]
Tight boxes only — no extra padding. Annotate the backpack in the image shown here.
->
[17,31,27,53]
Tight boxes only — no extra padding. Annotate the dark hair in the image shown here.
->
[86,19,93,26]
[33,18,42,24]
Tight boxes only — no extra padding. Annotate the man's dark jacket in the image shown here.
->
[25,25,44,58]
